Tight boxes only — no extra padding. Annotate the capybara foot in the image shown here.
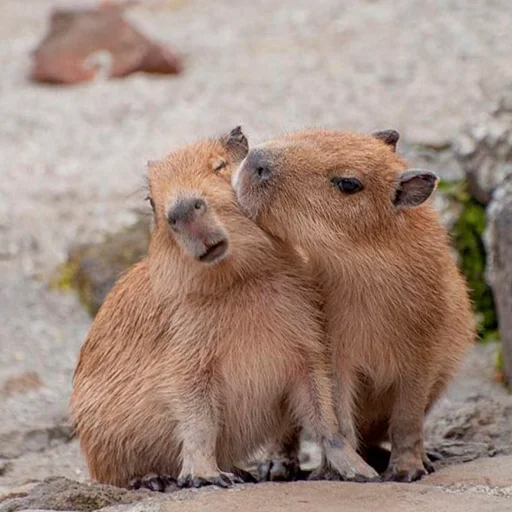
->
[322,435,380,482]
[382,460,428,482]
[128,474,175,492]
[257,456,307,482]
[177,471,244,489]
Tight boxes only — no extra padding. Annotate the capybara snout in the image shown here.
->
[167,196,207,229]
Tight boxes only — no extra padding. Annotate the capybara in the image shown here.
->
[232,128,475,482]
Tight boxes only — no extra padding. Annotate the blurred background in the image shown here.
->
[1,0,511,503]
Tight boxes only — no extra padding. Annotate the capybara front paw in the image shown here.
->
[257,457,306,482]
[128,474,175,492]
[382,463,428,483]
[177,471,244,489]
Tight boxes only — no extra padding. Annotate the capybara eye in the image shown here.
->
[331,177,363,194]
[214,160,227,172]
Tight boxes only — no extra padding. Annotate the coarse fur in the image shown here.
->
[70,129,377,489]
[232,129,476,482]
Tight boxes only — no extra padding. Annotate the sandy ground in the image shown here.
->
[1,0,512,510]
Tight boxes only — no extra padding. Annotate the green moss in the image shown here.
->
[50,260,79,291]
[442,180,498,341]
[48,218,150,317]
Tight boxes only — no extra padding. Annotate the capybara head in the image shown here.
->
[232,129,439,251]
[147,126,251,265]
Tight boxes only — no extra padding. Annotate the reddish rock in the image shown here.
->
[30,3,182,84]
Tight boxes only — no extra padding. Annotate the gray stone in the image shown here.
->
[0,477,151,512]
[485,173,512,386]
[455,86,512,205]
[423,454,512,489]
[425,343,512,461]
[401,140,464,183]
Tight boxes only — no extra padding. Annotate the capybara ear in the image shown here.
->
[372,129,400,152]
[394,170,439,208]
[220,126,249,162]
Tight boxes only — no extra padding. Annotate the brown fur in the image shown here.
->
[70,129,377,488]
[233,129,476,481]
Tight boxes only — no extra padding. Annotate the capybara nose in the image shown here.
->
[244,149,273,182]
[168,197,207,229]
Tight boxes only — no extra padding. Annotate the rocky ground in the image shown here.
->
[1,0,512,510]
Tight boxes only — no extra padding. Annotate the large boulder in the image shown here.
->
[485,174,512,386]
[453,86,512,384]
[30,3,182,85]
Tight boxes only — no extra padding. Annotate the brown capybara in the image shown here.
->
[70,127,378,490]
[232,129,475,482]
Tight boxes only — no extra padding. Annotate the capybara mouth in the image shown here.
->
[198,239,228,263]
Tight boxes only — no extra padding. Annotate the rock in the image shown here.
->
[455,86,512,205]
[0,423,74,460]
[401,140,464,183]
[0,464,12,479]
[0,441,87,491]
[425,343,512,461]
[60,216,150,316]
[30,3,182,85]
[0,477,151,512]
[423,454,512,489]
[485,173,512,386]
[425,395,511,463]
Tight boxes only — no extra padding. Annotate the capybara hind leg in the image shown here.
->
[382,381,429,482]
